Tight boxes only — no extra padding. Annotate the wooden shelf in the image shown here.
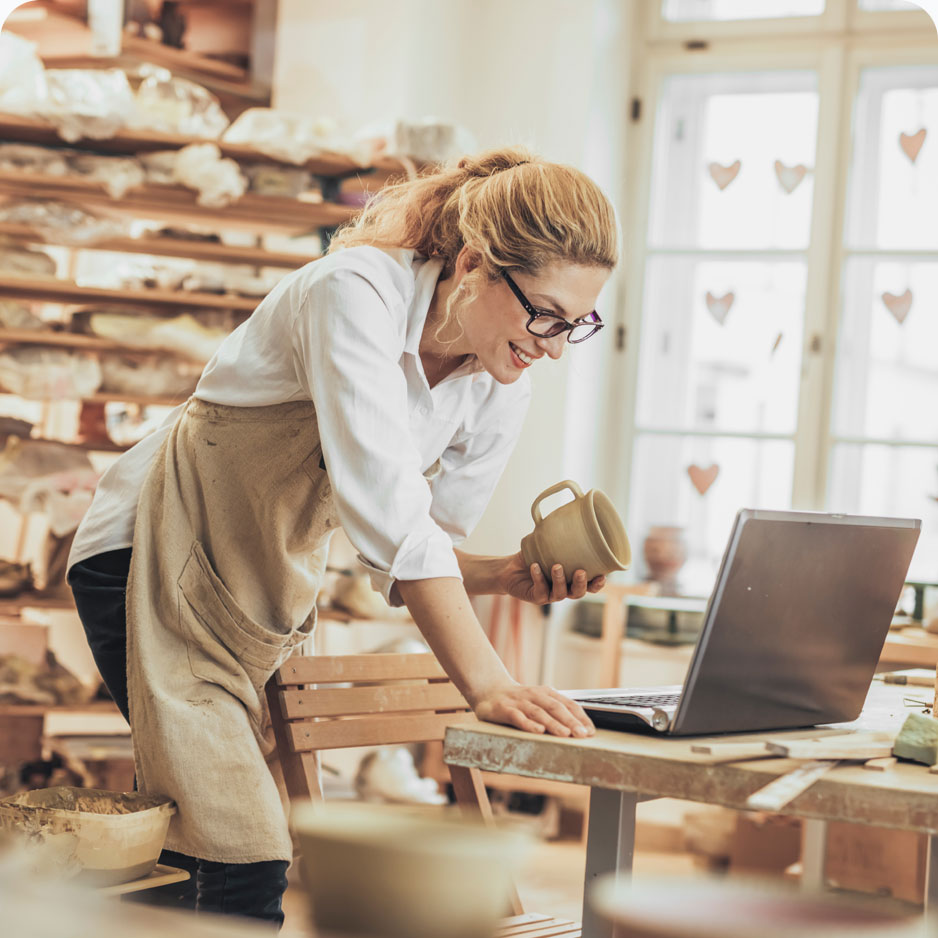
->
[0,275,260,313]
[0,113,413,183]
[0,223,315,269]
[0,592,77,614]
[85,390,186,408]
[0,170,356,234]
[0,327,213,361]
[0,701,121,717]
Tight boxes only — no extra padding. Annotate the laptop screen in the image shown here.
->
[669,509,920,736]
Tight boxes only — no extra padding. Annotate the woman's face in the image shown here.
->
[461,262,611,385]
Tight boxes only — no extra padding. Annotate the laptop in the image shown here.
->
[566,508,921,736]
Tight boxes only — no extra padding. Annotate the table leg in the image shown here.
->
[801,818,827,891]
[581,787,638,938]
[927,834,938,910]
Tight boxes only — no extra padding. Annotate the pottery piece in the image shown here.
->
[643,525,687,591]
[592,874,928,938]
[292,801,531,938]
[0,787,175,885]
[520,480,630,582]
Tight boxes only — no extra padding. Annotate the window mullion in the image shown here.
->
[790,44,852,510]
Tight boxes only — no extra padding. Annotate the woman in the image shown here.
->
[67,146,619,924]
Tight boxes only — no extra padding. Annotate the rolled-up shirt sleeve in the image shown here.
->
[291,256,463,604]
[428,380,531,545]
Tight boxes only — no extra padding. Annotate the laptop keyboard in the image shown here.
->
[584,693,681,708]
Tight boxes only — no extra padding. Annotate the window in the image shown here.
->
[619,0,938,593]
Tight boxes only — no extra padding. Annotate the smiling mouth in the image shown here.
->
[509,342,534,366]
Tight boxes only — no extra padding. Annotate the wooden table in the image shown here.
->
[443,683,938,938]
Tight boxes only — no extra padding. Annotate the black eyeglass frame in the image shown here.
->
[501,270,604,344]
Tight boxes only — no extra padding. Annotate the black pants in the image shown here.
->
[68,549,289,927]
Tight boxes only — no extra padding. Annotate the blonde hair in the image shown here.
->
[328,146,619,279]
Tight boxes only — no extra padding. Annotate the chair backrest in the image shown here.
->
[267,651,524,917]
[269,652,471,753]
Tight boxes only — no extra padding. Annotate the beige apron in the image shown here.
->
[126,398,338,863]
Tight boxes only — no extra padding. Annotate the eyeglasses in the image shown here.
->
[501,270,604,344]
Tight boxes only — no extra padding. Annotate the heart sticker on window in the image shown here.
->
[687,464,719,496]
[899,129,927,164]
[881,289,913,325]
[705,291,735,325]
[708,160,741,190]
[774,160,808,194]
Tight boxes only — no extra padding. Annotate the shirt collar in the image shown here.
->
[405,255,485,377]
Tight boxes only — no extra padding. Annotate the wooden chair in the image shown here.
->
[266,652,581,938]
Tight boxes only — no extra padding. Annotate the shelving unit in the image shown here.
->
[0,111,419,630]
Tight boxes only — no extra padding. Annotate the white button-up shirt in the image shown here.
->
[69,247,531,602]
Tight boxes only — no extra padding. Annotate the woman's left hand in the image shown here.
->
[501,551,605,604]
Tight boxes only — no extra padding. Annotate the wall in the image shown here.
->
[272,0,635,558]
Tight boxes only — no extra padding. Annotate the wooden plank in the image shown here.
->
[276,653,447,685]
[500,919,583,938]
[0,223,314,269]
[97,864,189,896]
[864,757,898,772]
[266,680,322,802]
[0,171,356,234]
[287,711,469,751]
[0,275,258,312]
[279,682,467,719]
[745,760,839,812]
[85,390,184,407]
[0,112,414,181]
[0,328,128,353]
[690,741,777,763]
[764,732,895,761]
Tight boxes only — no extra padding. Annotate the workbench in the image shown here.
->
[443,682,938,938]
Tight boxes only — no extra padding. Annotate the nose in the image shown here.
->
[535,332,566,360]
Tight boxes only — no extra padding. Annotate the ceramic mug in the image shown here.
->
[520,480,631,582]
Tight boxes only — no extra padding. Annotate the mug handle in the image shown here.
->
[530,479,584,525]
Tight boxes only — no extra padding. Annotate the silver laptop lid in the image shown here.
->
[668,509,920,736]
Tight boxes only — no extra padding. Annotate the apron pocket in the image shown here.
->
[178,540,294,678]
[301,448,339,531]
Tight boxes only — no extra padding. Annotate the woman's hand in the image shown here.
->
[471,681,595,737]
[501,551,606,604]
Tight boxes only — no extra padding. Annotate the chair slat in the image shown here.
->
[275,653,447,685]
[495,919,580,937]
[286,711,471,751]
[279,682,468,719]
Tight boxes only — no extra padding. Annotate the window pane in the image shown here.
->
[828,443,937,581]
[628,434,794,596]
[832,258,938,441]
[636,258,806,434]
[857,0,922,11]
[846,66,938,250]
[662,0,824,21]
[649,72,819,250]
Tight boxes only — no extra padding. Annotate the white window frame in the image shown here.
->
[609,1,938,524]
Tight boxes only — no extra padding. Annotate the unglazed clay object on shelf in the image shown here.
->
[520,479,631,582]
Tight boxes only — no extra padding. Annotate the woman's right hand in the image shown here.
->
[471,681,595,738]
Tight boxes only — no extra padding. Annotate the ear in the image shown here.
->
[454,245,483,276]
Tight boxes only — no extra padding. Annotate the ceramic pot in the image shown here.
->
[520,480,631,582]
[292,801,531,938]
[642,525,687,590]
